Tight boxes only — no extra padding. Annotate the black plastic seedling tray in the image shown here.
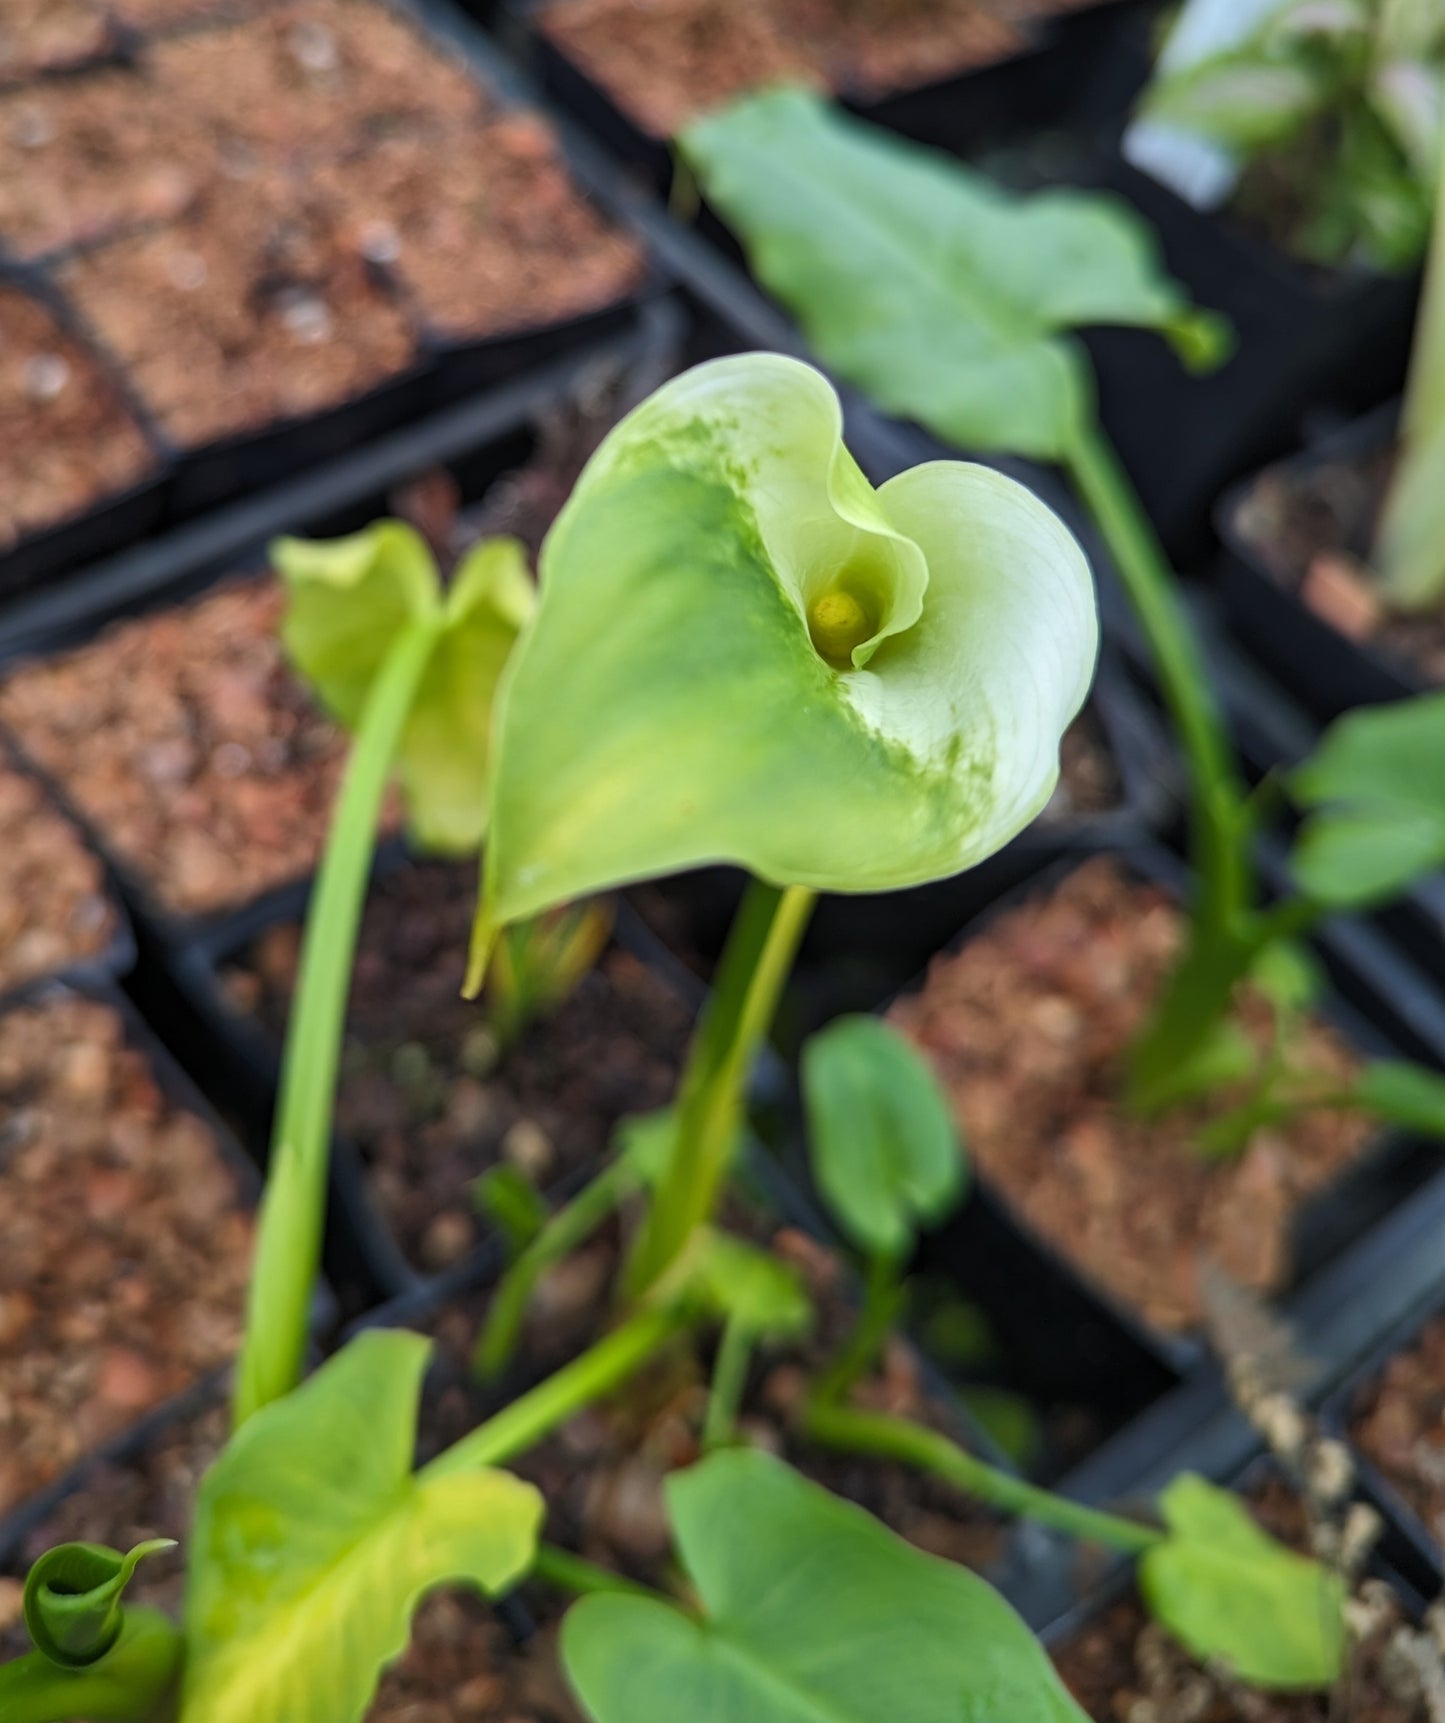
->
[0,0,669,598]
[1217,401,1424,722]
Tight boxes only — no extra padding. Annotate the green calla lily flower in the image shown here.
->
[470,354,1097,983]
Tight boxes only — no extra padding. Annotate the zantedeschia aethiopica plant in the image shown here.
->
[467,351,1099,980]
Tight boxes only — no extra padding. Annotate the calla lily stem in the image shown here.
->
[473,1156,642,1382]
[1062,421,1250,945]
[626,880,816,1297]
[234,612,446,1429]
[802,1400,1162,1554]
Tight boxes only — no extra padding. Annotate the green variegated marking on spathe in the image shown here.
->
[471,353,1096,983]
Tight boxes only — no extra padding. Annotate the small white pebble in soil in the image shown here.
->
[277,290,334,345]
[10,104,55,148]
[502,1118,553,1180]
[164,250,209,292]
[358,220,402,266]
[460,1023,499,1079]
[210,742,253,779]
[23,352,70,402]
[420,1209,473,1271]
[289,20,340,72]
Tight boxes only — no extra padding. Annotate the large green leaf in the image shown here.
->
[276,523,533,855]
[681,87,1227,462]
[801,1014,965,1258]
[562,1448,1088,1723]
[1140,1473,1346,1688]
[1289,691,1445,905]
[470,353,1096,976]
[182,1330,543,1723]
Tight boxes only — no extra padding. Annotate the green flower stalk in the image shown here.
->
[466,351,1097,1285]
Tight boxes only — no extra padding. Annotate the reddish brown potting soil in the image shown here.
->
[314,112,645,345]
[58,177,420,451]
[0,0,262,78]
[0,573,386,922]
[1349,1314,1445,1549]
[0,762,119,995]
[0,70,210,260]
[145,0,484,164]
[1056,1474,1421,1722]
[222,859,694,1272]
[0,994,251,1519]
[0,286,157,550]
[0,0,115,82]
[538,0,1030,136]
[2,0,641,454]
[1233,438,1445,688]
[0,2,483,261]
[890,857,1372,1333]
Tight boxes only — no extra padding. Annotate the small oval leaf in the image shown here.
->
[802,1014,965,1259]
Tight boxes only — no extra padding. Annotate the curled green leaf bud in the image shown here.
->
[468,354,1097,987]
[23,1540,176,1669]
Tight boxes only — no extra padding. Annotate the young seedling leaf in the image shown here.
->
[471,353,1097,975]
[276,524,534,857]
[680,86,1229,462]
[684,1228,813,1340]
[562,1448,1088,1723]
[182,1329,543,1723]
[276,522,442,724]
[1140,1473,1346,1688]
[23,1539,176,1668]
[1290,691,1445,906]
[1354,1060,1445,1138]
[398,537,536,854]
[801,1014,965,1259]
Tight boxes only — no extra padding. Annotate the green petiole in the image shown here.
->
[233,612,446,1430]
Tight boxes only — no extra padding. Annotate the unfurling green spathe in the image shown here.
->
[468,354,1098,987]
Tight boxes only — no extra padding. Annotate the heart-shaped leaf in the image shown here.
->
[801,1014,964,1259]
[681,86,1228,463]
[1140,1473,1346,1688]
[1290,691,1445,906]
[471,352,1096,976]
[182,1329,543,1723]
[562,1447,1088,1723]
